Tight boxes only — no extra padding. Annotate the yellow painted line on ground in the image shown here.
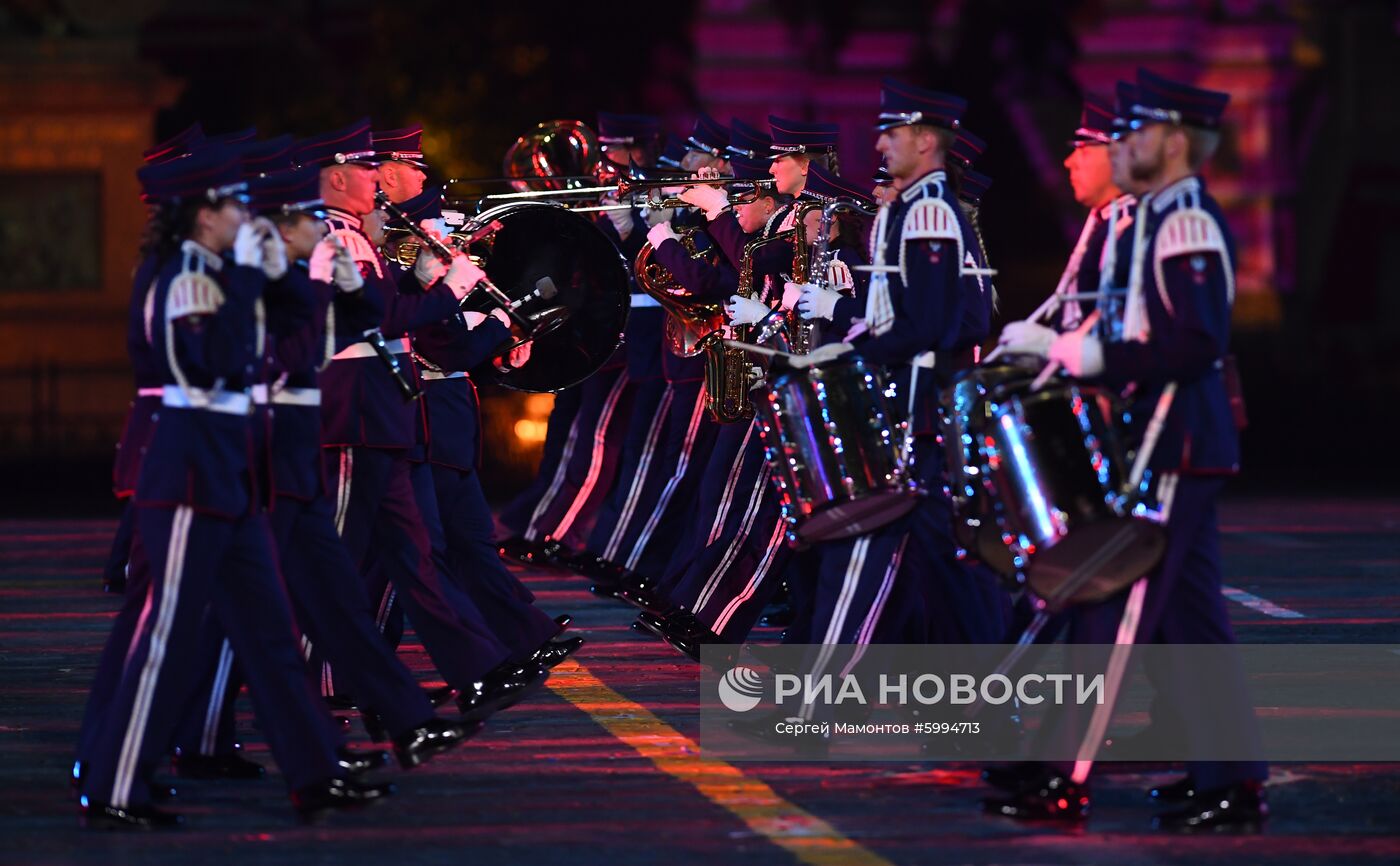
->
[546,659,893,866]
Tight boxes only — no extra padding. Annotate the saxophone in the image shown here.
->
[783,201,823,355]
[706,228,796,423]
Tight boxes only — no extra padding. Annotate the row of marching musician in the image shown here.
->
[503,70,1265,831]
[80,121,588,828]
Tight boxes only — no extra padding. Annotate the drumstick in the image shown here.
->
[722,340,794,359]
[1030,360,1060,390]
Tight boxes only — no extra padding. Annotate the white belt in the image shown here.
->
[912,351,936,369]
[161,385,251,416]
[251,384,269,405]
[136,387,163,398]
[420,370,467,381]
[272,386,321,406]
[630,294,661,308]
[331,336,411,360]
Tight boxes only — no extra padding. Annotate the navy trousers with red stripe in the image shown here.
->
[498,385,583,538]
[514,367,634,550]
[582,377,671,560]
[661,419,792,642]
[597,380,720,581]
[81,506,340,808]
[322,446,510,692]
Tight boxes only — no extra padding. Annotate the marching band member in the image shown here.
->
[789,79,998,719]
[984,69,1266,830]
[498,113,661,561]
[380,181,582,672]
[79,144,384,828]
[299,120,546,722]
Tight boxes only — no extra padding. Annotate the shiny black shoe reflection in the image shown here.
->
[80,800,183,831]
[457,661,549,723]
[394,718,484,768]
[1152,781,1267,832]
[292,777,395,823]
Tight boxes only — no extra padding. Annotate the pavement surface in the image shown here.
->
[2,498,1399,865]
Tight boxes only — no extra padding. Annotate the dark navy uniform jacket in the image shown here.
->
[134,242,265,518]
[113,253,164,497]
[1098,176,1239,475]
[597,208,663,382]
[413,315,511,473]
[263,264,335,501]
[830,169,985,435]
[317,208,462,449]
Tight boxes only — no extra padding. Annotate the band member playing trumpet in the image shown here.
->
[984,69,1266,830]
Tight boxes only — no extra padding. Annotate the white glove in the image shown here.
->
[1049,329,1105,377]
[606,205,635,238]
[647,220,679,248]
[792,341,854,368]
[781,281,806,311]
[508,340,532,368]
[418,218,449,241]
[329,238,363,293]
[725,294,773,326]
[255,217,287,280]
[233,222,265,269]
[644,206,674,228]
[797,283,841,321]
[679,184,730,220]
[414,251,447,288]
[997,320,1058,357]
[462,311,489,329]
[490,307,511,329]
[443,255,486,301]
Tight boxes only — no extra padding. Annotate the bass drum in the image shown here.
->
[756,356,924,546]
[460,201,630,393]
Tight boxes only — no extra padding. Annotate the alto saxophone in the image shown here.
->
[706,228,796,423]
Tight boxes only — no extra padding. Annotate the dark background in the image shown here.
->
[3,0,1398,515]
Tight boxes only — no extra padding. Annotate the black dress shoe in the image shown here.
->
[103,575,126,594]
[554,613,573,633]
[660,613,731,665]
[530,636,584,669]
[981,762,1044,792]
[425,684,458,708]
[71,762,176,803]
[983,772,1090,822]
[394,718,484,768]
[1152,781,1266,832]
[336,747,390,776]
[172,751,265,780]
[1149,774,1197,803]
[589,574,625,598]
[499,536,546,564]
[619,584,672,614]
[632,610,669,640]
[457,661,549,723]
[81,801,182,830]
[292,777,395,822]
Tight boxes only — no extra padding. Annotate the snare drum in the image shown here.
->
[941,355,1043,579]
[756,356,924,545]
[975,374,1166,606]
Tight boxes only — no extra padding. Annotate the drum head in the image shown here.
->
[797,488,923,544]
[466,202,630,392]
[1024,518,1168,607]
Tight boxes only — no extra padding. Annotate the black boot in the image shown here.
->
[1148,774,1196,803]
[982,771,1090,822]
[980,761,1043,792]
[1152,781,1267,832]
